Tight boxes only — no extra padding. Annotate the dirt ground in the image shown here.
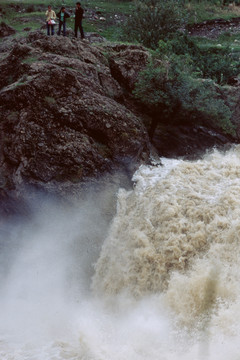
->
[187,17,240,38]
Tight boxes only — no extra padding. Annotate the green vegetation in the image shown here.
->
[124,0,187,49]
[156,35,240,84]
[22,56,39,64]
[2,0,240,43]
[186,0,240,24]
[0,0,130,41]
[121,0,239,135]
[134,57,235,135]
[196,46,240,84]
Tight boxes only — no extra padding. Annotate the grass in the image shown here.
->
[186,0,240,24]
[0,0,131,41]
[193,31,240,54]
[22,56,39,64]
[2,0,240,43]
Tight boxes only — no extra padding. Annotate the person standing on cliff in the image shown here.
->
[74,2,85,39]
[45,5,56,36]
[57,6,70,36]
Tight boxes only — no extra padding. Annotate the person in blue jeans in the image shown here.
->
[45,5,56,35]
[57,6,70,36]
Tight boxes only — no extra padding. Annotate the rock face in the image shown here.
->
[0,32,150,196]
[151,124,234,160]
[108,44,150,90]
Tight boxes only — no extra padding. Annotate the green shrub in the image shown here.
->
[134,58,235,135]
[123,0,187,49]
[157,35,199,57]
[195,47,240,85]
[157,35,240,85]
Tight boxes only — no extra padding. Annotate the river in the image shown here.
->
[1,145,240,359]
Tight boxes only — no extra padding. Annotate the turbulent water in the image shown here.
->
[1,146,240,359]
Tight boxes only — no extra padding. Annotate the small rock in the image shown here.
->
[0,22,16,38]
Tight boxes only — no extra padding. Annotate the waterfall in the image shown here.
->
[1,146,240,359]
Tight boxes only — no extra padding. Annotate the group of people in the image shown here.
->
[45,2,84,39]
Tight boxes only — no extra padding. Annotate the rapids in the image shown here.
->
[1,146,240,359]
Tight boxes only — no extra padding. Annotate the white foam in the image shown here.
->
[2,146,240,359]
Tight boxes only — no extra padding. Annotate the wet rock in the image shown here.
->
[152,125,234,160]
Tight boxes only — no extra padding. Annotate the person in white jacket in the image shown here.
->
[45,5,56,36]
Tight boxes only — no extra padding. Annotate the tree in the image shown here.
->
[124,0,187,49]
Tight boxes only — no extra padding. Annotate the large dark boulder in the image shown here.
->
[0,33,151,196]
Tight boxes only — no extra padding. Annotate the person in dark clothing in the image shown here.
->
[74,2,84,39]
[57,6,70,36]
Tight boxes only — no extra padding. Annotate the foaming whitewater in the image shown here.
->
[2,146,240,359]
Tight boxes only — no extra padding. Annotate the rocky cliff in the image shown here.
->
[0,32,152,201]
